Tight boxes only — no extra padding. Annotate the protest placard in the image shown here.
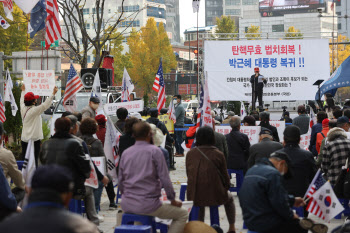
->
[92,157,106,175]
[104,100,144,116]
[215,126,261,145]
[23,70,56,96]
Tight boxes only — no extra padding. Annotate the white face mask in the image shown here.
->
[91,103,99,110]
[173,100,177,105]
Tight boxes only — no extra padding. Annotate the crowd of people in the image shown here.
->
[2,85,350,233]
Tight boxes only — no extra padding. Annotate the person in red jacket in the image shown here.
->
[316,118,330,154]
[95,115,107,146]
[185,125,198,149]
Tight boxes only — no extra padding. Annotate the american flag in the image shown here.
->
[305,169,326,219]
[155,62,166,113]
[63,64,83,112]
[45,0,61,50]
[152,63,162,92]
[0,94,6,123]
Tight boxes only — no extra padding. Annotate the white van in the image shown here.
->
[182,100,199,117]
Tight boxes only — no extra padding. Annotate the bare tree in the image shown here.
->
[58,0,144,68]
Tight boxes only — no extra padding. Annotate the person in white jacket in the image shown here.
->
[20,84,58,166]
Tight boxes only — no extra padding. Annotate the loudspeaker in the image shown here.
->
[81,68,112,88]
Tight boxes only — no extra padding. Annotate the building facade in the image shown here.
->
[205,0,224,26]
[165,0,181,43]
[335,0,350,38]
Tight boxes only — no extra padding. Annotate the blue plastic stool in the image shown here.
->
[16,161,24,171]
[156,223,168,233]
[179,183,187,201]
[293,206,304,217]
[68,199,84,215]
[121,213,157,233]
[116,187,122,203]
[227,169,244,193]
[189,206,220,226]
[115,225,152,233]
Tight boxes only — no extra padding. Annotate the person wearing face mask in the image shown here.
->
[173,95,185,157]
[20,84,58,167]
[277,126,317,217]
[238,151,328,233]
[81,97,100,119]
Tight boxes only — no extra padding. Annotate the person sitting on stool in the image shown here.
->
[250,67,267,109]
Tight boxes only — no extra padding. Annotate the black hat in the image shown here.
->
[149,108,158,114]
[31,165,74,193]
[283,125,301,140]
[337,116,350,124]
[89,97,100,103]
[270,151,293,179]
[259,127,272,136]
[259,112,270,120]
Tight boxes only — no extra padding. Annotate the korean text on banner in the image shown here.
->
[92,157,106,176]
[23,70,55,96]
[204,39,330,101]
[104,100,144,116]
[215,126,261,145]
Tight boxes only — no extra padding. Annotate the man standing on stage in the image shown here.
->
[250,67,267,109]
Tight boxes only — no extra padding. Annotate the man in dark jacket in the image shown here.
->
[250,67,267,108]
[292,105,310,135]
[239,152,327,233]
[259,112,280,142]
[225,116,250,172]
[0,164,19,222]
[39,117,90,198]
[278,126,317,198]
[308,111,327,157]
[0,165,98,233]
[248,128,283,168]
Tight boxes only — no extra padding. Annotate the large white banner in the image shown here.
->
[204,39,330,101]
[103,100,144,116]
[215,126,261,145]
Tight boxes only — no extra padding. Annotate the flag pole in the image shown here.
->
[197,8,199,100]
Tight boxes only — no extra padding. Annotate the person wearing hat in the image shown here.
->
[239,151,328,233]
[278,126,317,217]
[316,118,330,154]
[250,67,267,109]
[322,126,350,185]
[258,112,280,142]
[247,127,283,168]
[292,105,310,135]
[95,114,107,145]
[222,111,235,124]
[280,111,293,123]
[0,121,25,192]
[81,97,100,120]
[337,116,350,139]
[20,84,58,166]
[0,165,99,233]
[150,124,170,169]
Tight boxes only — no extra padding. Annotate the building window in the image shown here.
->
[242,0,258,5]
[108,9,111,14]
[336,0,341,6]
[156,22,166,28]
[120,20,141,27]
[87,55,91,63]
[147,7,166,19]
[147,0,165,3]
[225,0,240,5]
[118,5,140,12]
[272,24,284,32]
[245,27,248,33]
[86,23,90,29]
[122,37,128,43]
[338,23,341,30]
[225,9,240,15]
[83,8,90,15]
[92,8,102,14]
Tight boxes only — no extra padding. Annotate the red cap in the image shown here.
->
[254,67,260,72]
[95,114,107,125]
[322,118,330,128]
[24,92,40,101]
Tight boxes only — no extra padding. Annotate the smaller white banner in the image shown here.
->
[215,126,261,145]
[299,133,311,150]
[104,100,144,116]
[23,70,55,96]
[92,157,106,176]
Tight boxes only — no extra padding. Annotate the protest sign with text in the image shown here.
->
[104,100,144,116]
[204,39,330,101]
[23,70,55,96]
[215,126,261,145]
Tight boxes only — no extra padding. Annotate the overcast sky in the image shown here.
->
[179,0,206,40]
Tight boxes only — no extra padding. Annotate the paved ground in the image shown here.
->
[97,156,345,233]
